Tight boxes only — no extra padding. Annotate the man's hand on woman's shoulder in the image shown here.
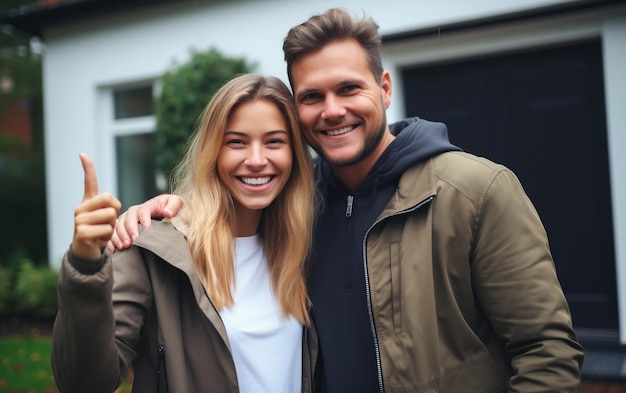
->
[107,194,185,252]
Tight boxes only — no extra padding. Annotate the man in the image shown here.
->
[112,8,584,392]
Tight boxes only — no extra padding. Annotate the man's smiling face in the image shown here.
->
[291,38,392,170]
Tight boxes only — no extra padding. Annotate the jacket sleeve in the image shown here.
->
[470,168,584,392]
[52,245,152,393]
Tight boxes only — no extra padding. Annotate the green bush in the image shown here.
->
[0,251,58,319]
[0,248,29,315]
[155,47,256,186]
[14,260,58,318]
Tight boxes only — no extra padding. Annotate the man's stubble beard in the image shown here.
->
[314,115,387,169]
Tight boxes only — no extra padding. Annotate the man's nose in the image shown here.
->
[321,95,347,120]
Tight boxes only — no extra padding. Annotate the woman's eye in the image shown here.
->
[226,139,245,146]
[268,138,287,146]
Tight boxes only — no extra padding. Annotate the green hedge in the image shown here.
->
[14,260,58,318]
[0,251,57,319]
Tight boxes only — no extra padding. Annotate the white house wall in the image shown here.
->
[46,2,626,333]
[603,9,626,344]
[44,0,581,267]
[41,0,626,344]
[47,2,626,335]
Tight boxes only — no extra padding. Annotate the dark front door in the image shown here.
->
[402,38,617,337]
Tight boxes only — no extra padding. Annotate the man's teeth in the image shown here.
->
[241,176,271,185]
[326,126,353,136]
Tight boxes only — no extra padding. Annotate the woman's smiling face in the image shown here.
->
[218,99,293,225]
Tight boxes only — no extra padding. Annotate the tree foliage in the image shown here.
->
[1,0,47,266]
[1,1,41,113]
[155,48,256,186]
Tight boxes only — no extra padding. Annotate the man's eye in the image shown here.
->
[340,85,358,94]
[301,93,321,103]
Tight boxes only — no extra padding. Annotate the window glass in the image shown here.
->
[113,86,154,119]
[115,133,160,209]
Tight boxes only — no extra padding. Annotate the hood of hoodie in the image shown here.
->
[316,116,461,198]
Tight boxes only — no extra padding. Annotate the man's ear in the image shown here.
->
[381,71,392,109]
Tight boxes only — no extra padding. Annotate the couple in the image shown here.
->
[53,7,584,393]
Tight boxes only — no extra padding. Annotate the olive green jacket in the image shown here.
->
[52,221,317,393]
[367,151,584,392]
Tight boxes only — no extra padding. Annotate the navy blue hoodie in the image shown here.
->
[309,117,461,393]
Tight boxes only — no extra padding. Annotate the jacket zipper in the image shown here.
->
[156,343,169,393]
[345,195,354,290]
[362,195,434,393]
[345,195,354,217]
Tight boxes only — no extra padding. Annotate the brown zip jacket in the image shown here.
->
[52,221,318,393]
[366,151,584,391]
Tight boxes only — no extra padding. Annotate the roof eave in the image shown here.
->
[382,0,623,44]
[3,0,173,37]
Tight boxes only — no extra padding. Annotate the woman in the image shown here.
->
[52,74,317,393]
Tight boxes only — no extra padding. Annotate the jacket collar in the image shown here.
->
[380,157,437,217]
[133,220,231,349]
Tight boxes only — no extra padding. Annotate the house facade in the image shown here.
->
[5,0,626,378]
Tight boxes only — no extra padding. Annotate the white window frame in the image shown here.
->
[96,79,158,199]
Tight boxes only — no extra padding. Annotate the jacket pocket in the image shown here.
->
[390,242,402,334]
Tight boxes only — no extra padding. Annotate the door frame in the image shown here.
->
[381,2,626,343]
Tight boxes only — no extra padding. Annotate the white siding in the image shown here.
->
[43,0,579,266]
[41,1,624,342]
[603,9,626,343]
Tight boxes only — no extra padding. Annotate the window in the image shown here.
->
[110,83,163,209]
[115,132,160,208]
[113,86,154,119]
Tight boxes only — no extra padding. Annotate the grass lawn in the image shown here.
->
[0,332,132,393]
[0,335,57,393]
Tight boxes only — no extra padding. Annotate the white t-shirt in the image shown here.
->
[219,235,303,393]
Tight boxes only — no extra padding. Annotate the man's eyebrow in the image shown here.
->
[295,79,364,101]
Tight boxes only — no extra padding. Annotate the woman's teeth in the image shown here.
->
[241,176,271,185]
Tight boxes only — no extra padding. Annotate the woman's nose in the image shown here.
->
[245,145,268,167]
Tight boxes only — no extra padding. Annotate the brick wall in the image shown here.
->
[0,98,33,145]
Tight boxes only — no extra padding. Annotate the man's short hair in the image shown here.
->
[283,8,384,88]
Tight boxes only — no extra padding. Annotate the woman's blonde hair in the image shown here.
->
[169,74,314,324]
